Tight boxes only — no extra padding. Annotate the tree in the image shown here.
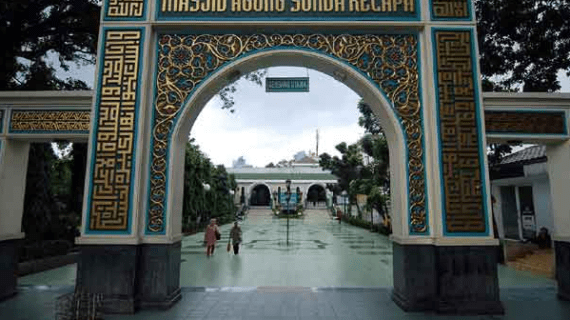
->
[320,100,391,228]
[183,140,210,231]
[357,100,383,135]
[476,0,563,188]
[476,0,570,92]
[182,139,237,233]
[360,134,389,185]
[276,159,292,168]
[356,102,391,224]
[265,162,275,168]
[0,0,100,90]
[319,142,364,195]
[486,141,523,180]
[22,143,58,241]
[218,70,267,112]
[69,143,88,216]
[0,1,98,251]
[359,133,390,223]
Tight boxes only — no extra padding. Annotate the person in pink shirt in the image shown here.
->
[204,219,219,257]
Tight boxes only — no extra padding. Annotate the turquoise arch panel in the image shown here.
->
[146,32,430,236]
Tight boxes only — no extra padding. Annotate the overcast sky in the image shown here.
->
[191,67,364,168]
[56,62,570,168]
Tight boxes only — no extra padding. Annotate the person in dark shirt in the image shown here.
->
[536,227,552,249]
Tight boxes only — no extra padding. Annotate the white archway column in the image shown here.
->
[390,17,503,313]
[74,4,181,312]
[546,141,570,300]
[0,139,29,301]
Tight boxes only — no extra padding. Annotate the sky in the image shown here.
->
[55,62,570,168]
[190,68,364,168]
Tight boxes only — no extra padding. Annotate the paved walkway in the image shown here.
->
[180,208,393,287]
[2,285,568,320]
[2,208,567,319]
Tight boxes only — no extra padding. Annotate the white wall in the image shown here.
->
[491,170,554,239]
[0,140,30,240]
[533,178,554,233]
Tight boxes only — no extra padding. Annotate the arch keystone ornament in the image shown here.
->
[72,0,506,315]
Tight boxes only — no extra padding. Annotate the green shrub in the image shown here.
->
[341,215,392,235]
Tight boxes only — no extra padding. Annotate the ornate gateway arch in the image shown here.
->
[2,0,547,315]
[68,0,505,314]
[83,0,501,314]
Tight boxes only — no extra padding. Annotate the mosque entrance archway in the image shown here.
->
[169,48,411,241]
[167,54,407,292]
[250,184,271,207]
[69,1,504,315]
[77,34,499,313]
[307,184,327,208]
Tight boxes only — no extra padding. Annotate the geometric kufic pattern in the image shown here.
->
[432,0,470,19]
[9,110,90,133]
[89,29,142,231]
[106,0,145,18]
[434,30,486,233]
[485,111,566,135]
[151,33,427,234]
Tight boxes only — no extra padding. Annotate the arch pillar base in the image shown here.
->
[76,245,139,314]
[392,242,504,315]
[0,238,19,302]
[136,242,182,310]
[555,240,570,301]
[75,242,181,314]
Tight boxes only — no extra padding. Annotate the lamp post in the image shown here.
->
[229,189,235,220]
[272,191,276,210]
[200,183,211,229]
[286,179,291,245]
[341,190,348,217]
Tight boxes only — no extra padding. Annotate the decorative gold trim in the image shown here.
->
[9,110,90,133]
[485,111,566,135]
[434,30,485,233]
[89,30,142,231]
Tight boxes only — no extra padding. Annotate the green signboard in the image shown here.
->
[266,77,309,92]
[157,0,419,21]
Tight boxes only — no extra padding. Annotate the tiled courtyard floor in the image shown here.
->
[2,209,567,319]
[2,285,568,320]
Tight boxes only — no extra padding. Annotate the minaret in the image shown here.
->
[316,129,319,157]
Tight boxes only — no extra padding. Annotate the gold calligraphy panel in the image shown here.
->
[485,111,567,135]
[432,0,470,19]
[106,0,146,19]
[89,29,142,232]
[434,30,486,234]
[150,34,427,234]
[9,110,90,133]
